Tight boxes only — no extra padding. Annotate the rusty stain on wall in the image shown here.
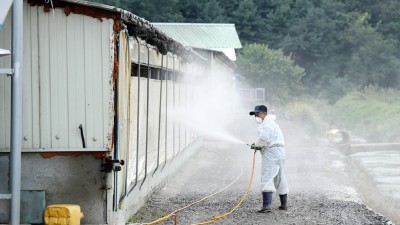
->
[40,151,108,159]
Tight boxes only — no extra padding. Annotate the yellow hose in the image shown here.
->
[141,151,257,225]
[191,151,256,225]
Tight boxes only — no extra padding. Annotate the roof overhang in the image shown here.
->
[27,0,206,63]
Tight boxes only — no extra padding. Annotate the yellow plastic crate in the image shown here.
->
[44,204,84,225]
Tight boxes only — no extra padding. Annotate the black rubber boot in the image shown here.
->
[258,192,273,213]
[279,194,288,210]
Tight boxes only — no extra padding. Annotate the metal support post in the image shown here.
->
[10,0,23,224]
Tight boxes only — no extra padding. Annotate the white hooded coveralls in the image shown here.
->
[255,117,289,194]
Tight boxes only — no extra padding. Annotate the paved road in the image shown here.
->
[130,119,394,225]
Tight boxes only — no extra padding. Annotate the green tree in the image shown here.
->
[178,0,226,23]
[217,0,240,19]
[331,13,400,89]
[236,43,306,103]
[178,0,202,22]
[231,0,263,43]
[126,0,184,22]
[200,0,227,23]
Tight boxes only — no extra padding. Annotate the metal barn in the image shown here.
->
[0,0,239,224]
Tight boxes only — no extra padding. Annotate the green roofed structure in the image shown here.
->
[153,23,242,61]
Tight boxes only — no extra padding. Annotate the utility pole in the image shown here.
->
[0,0,22,224]
[0,1,23,223]
[11,0,23,224]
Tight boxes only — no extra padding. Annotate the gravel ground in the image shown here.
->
[129,119,395,225]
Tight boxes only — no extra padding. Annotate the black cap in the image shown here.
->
[249,105,268,115]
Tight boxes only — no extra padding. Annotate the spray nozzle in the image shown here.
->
[247,143,262,151]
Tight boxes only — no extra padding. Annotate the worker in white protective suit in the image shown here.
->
[249,105,289,213]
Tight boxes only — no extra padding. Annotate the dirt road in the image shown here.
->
[129,119,395,225]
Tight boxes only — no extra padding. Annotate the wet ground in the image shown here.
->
[348,150,400,224]
[129,119,396,225]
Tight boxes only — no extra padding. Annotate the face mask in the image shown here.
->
[255,117,263,124]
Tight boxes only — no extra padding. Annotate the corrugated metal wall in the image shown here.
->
[0,3,113,152]
[0,13,12,151]
[0,2,222,223]
[123,40,201,194]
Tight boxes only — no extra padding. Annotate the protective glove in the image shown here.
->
[254,138,264,146]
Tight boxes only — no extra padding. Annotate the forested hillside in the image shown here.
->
[90,0,400,102]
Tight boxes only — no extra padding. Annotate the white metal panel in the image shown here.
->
[65,13,114,149]
[97,21,107,147]
[84,16,95,149]
[128,77,139,186]
[117,29,132,198]
[157,59,167,166]
[166,54,174,71]
[66,14,86,148]
[30,6,40,149]
[91,19,105,148]
[140,45,148,68]
[22,3,33,148]
[149,48,162,68]
[130,39,165,68]
[158,75,167,165]
[137,77,148,181]
[147,79,161,173]
[38,9,52,148]
[130,39,139,63]
[49,9,69,147]
[166,80,174,161]
[1,4,114,152]
[180,84,186,152]
[0,12,11,150]
[174,82,181,154]
[21,3,40,149]
[185,85,192,146]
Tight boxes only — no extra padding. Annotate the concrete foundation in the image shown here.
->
[0,153,105,224]
[0,139,202,225]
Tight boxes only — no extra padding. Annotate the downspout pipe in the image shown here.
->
[10,1,23,224]
[113,115,119,211]
[162,55,168,170]
[178,60,181,155]
[140,45,150,190]
[119,30,130,202]
[153,55,163,176]
[113,30,121,211]
[129,37,141,193]
[172,56,175,160]
[185,62,188,150]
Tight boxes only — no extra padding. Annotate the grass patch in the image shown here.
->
[330,86,400,142]
[285,98,331,138]
[128,206,149,223]
[128,205,168,223]
[282,87,400,143]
